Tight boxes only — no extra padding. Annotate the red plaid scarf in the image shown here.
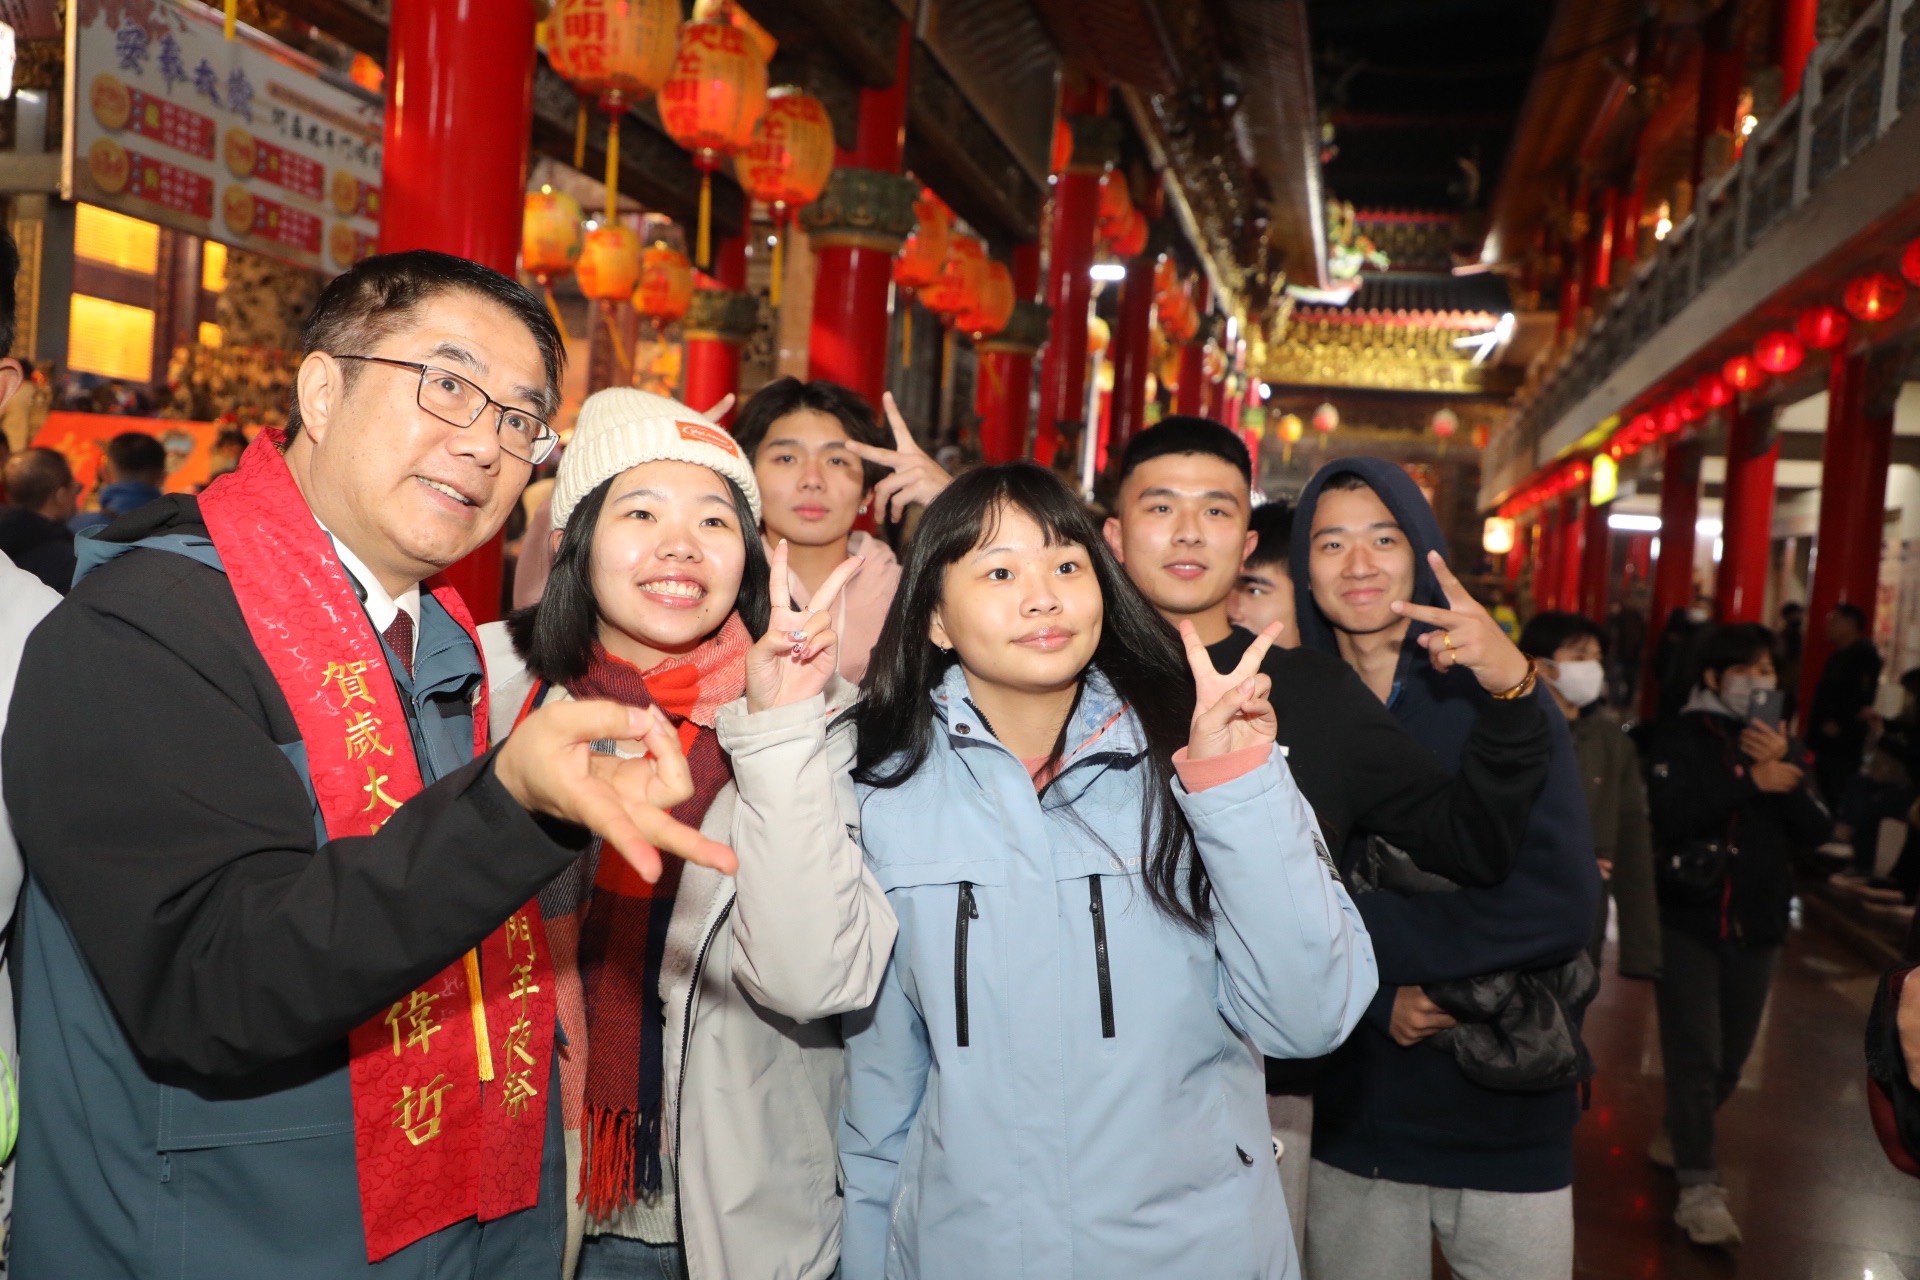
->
[562,615,747,1220]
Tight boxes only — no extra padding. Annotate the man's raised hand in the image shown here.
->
[845,391,953,523]
[1180,619,1282,760]
[494,698,737,883]
[1392,551,1532,693]
[746,538,864,713]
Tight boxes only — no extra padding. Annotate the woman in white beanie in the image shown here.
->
[481,387,896,1280]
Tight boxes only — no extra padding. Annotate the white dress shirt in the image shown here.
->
[321,528,420,664]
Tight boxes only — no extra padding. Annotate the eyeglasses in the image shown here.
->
[333,355,558,465]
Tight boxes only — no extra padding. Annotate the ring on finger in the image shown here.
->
[1443,631,1457,652]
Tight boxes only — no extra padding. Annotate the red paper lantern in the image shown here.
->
[1722,352,1767,390]
[1312,402,1340,434]
[1658,402,1685,436]
[633,241,694,324]
[1109,207,1148,258]
[922,236,987,319]
[659,19,769,265]
[1795,304,1851,350]
[1051,118,1073,175]
[957,259,1015,339]
[1844,271,1906,323]
[1696,372,1732,408]
[1672,388,1702,422]
[1098,173,1134,241]
[547,0,681,114]
[1431,408,1459,439]
[576,225,643,301]
[1901,238,1920,287]
[735,86,833,213]
[892,190,952,291]
[1754,329,1805,374]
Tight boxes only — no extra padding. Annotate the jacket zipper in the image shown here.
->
[671,897,734,1274]
[955,882,978,1047]
[1089,876,1116,1038]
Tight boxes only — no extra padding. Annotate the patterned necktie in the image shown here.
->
[383,611,414,680]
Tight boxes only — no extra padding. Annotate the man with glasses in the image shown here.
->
[4,251,734,1279]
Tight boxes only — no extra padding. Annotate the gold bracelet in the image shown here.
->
[1490,656,1538,701]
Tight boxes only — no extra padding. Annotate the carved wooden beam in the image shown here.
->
[903,44,1044,248]
[734,0,903,91]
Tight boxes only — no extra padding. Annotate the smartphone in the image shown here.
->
[1748,686,1785,731]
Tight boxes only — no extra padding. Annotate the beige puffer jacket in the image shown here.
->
[481,625,896,1280]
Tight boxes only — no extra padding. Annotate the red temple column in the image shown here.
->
[1580,497,1611,620]
[379,0,537,622]
[800,24,917,407]
[1779,0,1820,99]
[1799,349,1897,716]
[1535,502,1562,612]
[1586,188,1617,296]
[1715,401,1779,622]
[1642,436,1703,719]
[1107,252,1156,458]
[1036,75,1110,465]
[1695,2,1745,187]
[1174,278,1210,415]
[975,243,1044,462]
[1560,493,1588,613]
[685,233,753,421]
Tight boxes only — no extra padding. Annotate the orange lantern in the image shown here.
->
[1431,408,1459,440]
[1276,412,1304,463]
[634,241,694,325]
[734,85,833,306]
[1051,118,1074,175]
[892,191,952,367]
[1312,402,1339,434]
[958,260,1015,339]
[660,19,769,267]
[1109,206,1148,258]
[547,0,681,219]
[523,189,585,284]
[1098,173,1133,241]
[1088,314,1112,358]
[576,224,643,301]
[922,236,987,321]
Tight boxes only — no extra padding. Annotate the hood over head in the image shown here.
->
[1288,456,1450,689]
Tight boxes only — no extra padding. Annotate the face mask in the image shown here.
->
[1719,672,1777,720]
[1547,659,1606,708]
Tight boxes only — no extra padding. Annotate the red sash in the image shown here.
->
[198,432,556,1262]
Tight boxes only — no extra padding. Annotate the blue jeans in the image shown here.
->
[577,1235,684,1280]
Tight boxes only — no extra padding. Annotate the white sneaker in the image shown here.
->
[1648,1130,1674,1169]
[1674,1184,1743,1246]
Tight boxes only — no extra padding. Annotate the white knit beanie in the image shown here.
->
[550,387,761,529]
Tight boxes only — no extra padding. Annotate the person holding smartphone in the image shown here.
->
[1643,622,1829,1247]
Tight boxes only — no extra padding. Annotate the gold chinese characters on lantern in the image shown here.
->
[660,18,768,266]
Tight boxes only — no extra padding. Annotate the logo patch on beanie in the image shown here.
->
[676,420,740,456]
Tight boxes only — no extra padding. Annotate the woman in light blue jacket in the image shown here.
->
[839,464,1377,1280]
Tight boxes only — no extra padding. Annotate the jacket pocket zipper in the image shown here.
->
[956,881,977,1047]
[1089,875,1115,1038]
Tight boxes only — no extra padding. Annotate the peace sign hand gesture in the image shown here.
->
[1180,620,1283,760]
[1391,550,1532,694]
[744,538,866,714]
[845,391,953,523]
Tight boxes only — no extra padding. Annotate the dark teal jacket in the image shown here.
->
[5,498,576,1278]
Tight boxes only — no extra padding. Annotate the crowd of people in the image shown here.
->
[0,238,1915,1279]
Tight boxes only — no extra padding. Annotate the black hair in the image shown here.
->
[1321,471,1375,494]
[105,431,166,480]
[505,472,771,687]
[848,462,1211,930]
[286,250,565,441]
[1833,602,1867,630]
[1518,611,1606,661]
[3,446,73,510]
[1781,602,1805,617]
[1694,622,1779,687]
[1114,415,1250,489]
[0,225,18,358]
[1901,666,1920,697]
[1245,502,1295,571]
[731,376,892,491]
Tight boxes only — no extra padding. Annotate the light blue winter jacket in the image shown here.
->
[839,664,1378,1280]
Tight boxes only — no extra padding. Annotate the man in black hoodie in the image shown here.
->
[1291,459,1600,1280]
[1102,419,1557,1254]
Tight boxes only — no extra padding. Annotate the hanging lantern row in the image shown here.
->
[1497,458,1592,519]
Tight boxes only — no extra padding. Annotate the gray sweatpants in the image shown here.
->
[1303,1159,1573,1280]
